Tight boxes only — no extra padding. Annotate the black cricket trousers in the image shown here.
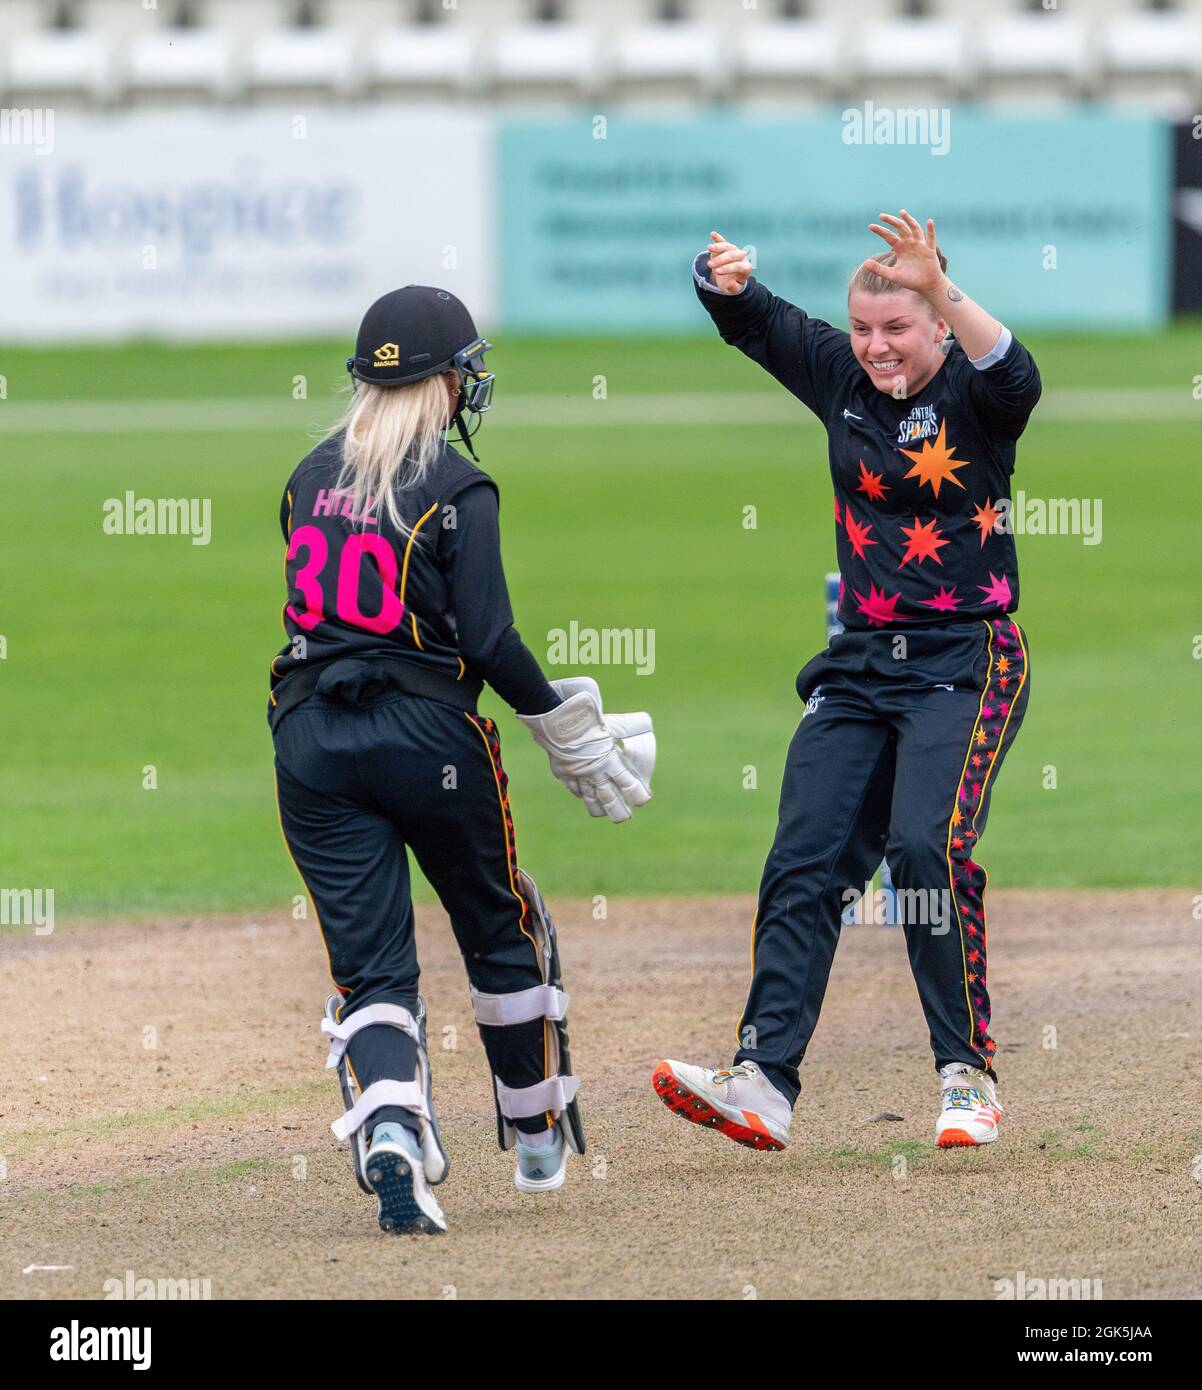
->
[273,686,554,1136]
[733,617,1031,1104]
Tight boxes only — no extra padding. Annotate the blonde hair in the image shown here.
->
[849,245,948,317]
[326,373,453,534]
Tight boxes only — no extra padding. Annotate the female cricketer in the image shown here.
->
[269,285,654,1234]
[654,211,1040,1152]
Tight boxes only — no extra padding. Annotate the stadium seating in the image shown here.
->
[490,24,605,102]
[365,25,479,100]
[978,14,1093,105]
[611,22,728,103]
[0,0,1199,112]
[244,27,360,100]
[733,21,844,106]
[852,18,972,102]
[1100,12,1202,110]
[124,29,237,104]
[0,2,54,43]
[4,28,114,107]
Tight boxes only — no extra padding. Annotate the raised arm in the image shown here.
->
[864,210,1041,437]
[863,210,1002,361]
[694,229,852,419]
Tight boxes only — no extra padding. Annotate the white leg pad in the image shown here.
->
[470,983,569,1027]
[330,1080,429,1142]
[495,1073,580,1121]
[321,1002,421,1070]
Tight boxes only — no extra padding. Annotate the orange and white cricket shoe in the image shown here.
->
[936,1063,1003,1147]
[652,1059,790,1151]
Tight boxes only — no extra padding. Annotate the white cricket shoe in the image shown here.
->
[936,1063,1003,1148]
[365,1123,448,1234]
[652,1058,790,1151]
[514,1128,569,1193]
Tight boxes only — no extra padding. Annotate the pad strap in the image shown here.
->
[330,1080,429,1141]
[321,1003,421,1070]
[495,1073,580,1120]
[470,984,568,1028]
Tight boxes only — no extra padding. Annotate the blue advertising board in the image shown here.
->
[500,110,1169,333]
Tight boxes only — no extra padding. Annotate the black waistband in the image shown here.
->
[268,656,482,730]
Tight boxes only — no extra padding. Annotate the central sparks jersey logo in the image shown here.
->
[898,403,938,445]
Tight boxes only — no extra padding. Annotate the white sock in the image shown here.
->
[518,1127,557,1149]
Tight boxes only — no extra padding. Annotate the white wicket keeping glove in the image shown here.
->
[518,676,655,823]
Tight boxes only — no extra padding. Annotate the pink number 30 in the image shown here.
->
[287,526,404,636]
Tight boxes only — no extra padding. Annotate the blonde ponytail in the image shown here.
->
[326,373,453,534]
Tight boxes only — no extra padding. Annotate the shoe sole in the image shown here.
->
[514,1161,567,1194]
[364,1151,445,1235]
[937,1126,998,1148]
[652,1061,785,1152]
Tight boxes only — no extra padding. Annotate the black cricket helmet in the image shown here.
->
[346,285,494,455]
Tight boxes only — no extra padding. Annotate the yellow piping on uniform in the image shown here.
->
[270,490,297,687]
[463,712,553,1108]
[463,714,537,958]
[400,501,440,608]
[971,622,1028,974]
[972,621,1028,835]
[398,500,439,655]
[946,621,995,1063]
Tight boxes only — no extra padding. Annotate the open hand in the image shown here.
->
[862,210,944,296]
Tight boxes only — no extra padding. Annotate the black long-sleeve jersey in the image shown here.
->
[693,253,1042,630]
[269,434,557,722]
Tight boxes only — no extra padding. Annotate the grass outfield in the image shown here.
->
[3,327,1199,915]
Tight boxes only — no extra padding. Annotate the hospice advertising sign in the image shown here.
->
[0,106,494,342]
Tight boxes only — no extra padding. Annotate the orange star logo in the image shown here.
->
[899,421,971,498]
[971,499,1001,547]
[843,505,877,561]
[898,516,949,568]
[855,459,889,502]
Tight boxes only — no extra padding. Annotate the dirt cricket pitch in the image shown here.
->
[2,890,1199,1301]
